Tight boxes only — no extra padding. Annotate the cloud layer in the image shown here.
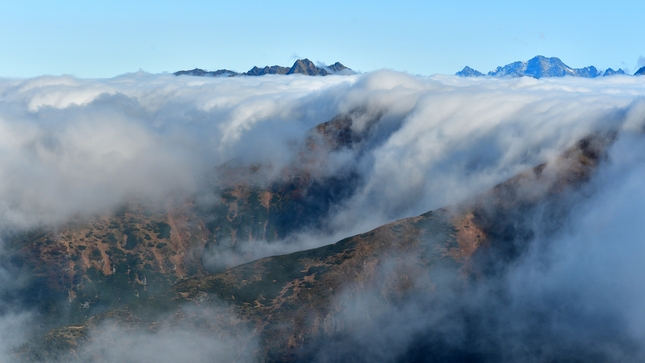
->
[1,71,645,361]
[2,72,643,235]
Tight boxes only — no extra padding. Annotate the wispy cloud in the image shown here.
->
[1,71,645,361]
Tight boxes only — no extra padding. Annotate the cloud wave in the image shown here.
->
[1,71,645,361]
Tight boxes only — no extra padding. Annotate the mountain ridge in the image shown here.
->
[17,129,616,362]
[0,111,375,332]
[174,59,354,77]
[457,55,630,78]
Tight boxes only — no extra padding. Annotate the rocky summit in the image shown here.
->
[173,59,355,77]
[603,67,626,76]
[455,66,484,77]
[457,55,627,79]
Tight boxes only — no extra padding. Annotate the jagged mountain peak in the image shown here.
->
[244,65,290,76]
[525,55,575,78]
[636,66,645,76]
[327,61,354,75]
[458,56,623,79]
[174,59,355,77]
[328,61,348,71]
[455,66,484,77]
[488,60,527,77]
[287,58,329,76]
[603,68,626,76]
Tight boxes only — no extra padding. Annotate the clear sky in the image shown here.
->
[1,0,644,78]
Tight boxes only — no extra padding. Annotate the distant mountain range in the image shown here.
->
[175,58,354,77]
[636,66,645,76]
[456,55,637,78]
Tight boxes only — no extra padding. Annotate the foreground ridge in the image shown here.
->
[18,131,616,362]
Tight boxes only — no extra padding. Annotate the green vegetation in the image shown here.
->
[89,248,102,261]
[154,222,171,239]
[124,234,139,250]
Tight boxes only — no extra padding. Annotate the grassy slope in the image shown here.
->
[15,124,615,361]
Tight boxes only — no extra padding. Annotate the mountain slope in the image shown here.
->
[0,111,379,333]
[21,131,616,362]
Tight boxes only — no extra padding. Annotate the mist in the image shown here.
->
[299,102,645,362]
[1,72,642,236]
[0,73,357,232]
[1,70,645,361]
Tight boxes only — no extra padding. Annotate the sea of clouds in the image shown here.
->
[1,71,645,362]
[1,72,642,235]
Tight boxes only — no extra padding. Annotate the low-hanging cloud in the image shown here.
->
[0,73,355,231]
[307,128,645,363]
[1,70,645,361]
[1,71,643,236]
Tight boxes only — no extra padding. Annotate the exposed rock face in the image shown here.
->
[636,66,645,76]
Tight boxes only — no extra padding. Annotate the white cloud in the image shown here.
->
[2,71,645,360]
[1,71,644,244]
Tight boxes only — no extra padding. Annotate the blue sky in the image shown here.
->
[1,0,644,78]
